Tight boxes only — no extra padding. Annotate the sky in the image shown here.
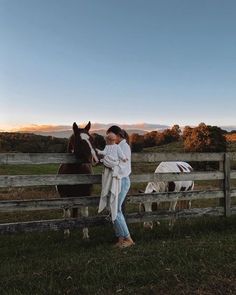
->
[1,0,236,130]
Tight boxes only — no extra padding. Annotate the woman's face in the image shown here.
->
[115,134,122,144]
[107,132,121,144]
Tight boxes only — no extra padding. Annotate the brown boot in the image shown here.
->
[113,237,124,248]
[119,237,135,248]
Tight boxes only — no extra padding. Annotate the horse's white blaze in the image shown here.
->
[80,133,99,163]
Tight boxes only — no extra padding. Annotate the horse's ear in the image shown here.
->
[73,122,79,133]
[84,121,91,132]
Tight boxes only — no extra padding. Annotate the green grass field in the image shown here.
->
[0,216,235,295]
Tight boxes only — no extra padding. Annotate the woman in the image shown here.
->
[106,125,135,248]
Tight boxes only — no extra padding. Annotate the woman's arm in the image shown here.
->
[102,156,119,168]
[120,143,131,161]
[117,146,128,162]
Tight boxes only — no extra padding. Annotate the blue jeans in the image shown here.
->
[114,177,131,238]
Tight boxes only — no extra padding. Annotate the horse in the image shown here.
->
[140,161,194,229]
[57,121,99,239]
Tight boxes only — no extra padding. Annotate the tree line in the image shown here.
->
[0,132,106,153]
[0,133,67,153]
[0,123,233,154]
[129,123,228,153]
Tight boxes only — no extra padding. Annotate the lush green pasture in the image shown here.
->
[0,163,60,175]
[0,216,235,295]
[0,148,236,294]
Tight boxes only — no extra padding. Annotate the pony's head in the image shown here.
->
[68,121,99,165]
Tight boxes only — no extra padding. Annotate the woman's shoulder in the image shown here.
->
[119,139,128,147]
[119,140,131,153]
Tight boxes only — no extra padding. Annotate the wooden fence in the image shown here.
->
[0,152,236,234]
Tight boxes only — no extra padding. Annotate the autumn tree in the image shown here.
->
[161,125,181,144]
[130,133,144,152]
[143,131,159,147]
[0,132,67,152]
[183,123,227,152]
[170,124,181,141]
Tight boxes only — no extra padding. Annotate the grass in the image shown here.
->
[143,141,185,153]
[0,216,235,294]
[0,164,104,202]
[0,164,60,175]
[0,147,236,293]
[143,139,236,153]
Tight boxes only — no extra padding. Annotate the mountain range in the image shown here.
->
[2,123,236,138]
[7,123,170,138]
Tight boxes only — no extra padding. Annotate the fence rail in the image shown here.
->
[1,190,236,213]
[0,171,228,188]
[1,206,236,234]
[2,152,236,165]
[0,152,236,234]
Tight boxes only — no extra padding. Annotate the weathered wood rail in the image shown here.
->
[0,152,235,234]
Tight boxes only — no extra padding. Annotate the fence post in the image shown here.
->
[223,153,231,217]
[219,160,224,207]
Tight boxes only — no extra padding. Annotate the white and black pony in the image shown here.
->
[140,161,194,229]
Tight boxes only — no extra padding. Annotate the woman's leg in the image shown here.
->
[114,177,131,239]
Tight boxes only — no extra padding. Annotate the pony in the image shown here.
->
[57,121,99,239]
[140,161,194,229]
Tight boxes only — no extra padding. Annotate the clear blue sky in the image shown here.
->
[1,0,236,129]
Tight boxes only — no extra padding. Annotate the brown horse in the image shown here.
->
[57,121,99,239]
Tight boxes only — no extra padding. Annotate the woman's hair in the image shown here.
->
[121,129,130,145]
[106,125,129,144]
[107,125,123,137]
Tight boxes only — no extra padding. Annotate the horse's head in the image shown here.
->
[68,121,99,165]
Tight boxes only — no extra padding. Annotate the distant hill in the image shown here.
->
[0,132,105,153]
[220,126,236,132]
[30,130,72,138]
[0,132,67,153]
[8,122,236,138]
[33,128,150,138]
[11,123,170,138]
[1,128,236,153]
